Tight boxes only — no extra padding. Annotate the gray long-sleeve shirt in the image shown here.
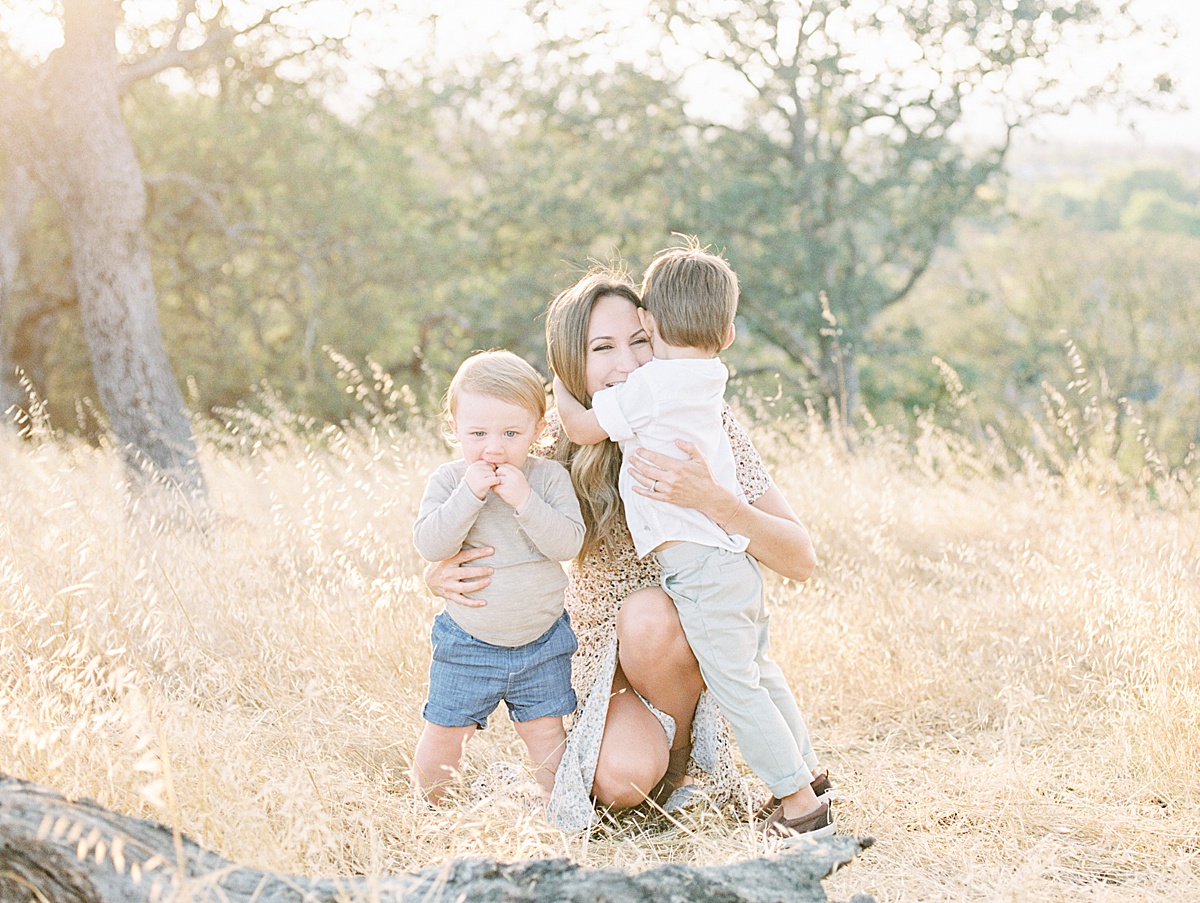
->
[412,456,585,646]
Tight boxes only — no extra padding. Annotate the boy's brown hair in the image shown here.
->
[446,350,547,420]
[640,237,738,355]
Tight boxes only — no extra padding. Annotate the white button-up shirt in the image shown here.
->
[592,357,749,559]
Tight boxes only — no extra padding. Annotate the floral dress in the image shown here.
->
[540,408,773,833]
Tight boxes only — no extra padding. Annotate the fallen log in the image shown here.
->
[0,772,873,903]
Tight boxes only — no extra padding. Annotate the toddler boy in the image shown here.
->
[412,350,584,804]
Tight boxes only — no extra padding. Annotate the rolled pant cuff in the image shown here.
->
[767,764,816,799]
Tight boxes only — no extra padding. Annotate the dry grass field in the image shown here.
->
[1,386,1197,902]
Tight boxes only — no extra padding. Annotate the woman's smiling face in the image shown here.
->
[584,294,653,398]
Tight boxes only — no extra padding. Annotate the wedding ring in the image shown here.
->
[651,480,658,493]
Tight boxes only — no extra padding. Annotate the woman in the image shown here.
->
[424,268,821,832]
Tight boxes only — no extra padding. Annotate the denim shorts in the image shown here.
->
[422,610,577,729]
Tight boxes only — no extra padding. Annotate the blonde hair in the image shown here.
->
[545,268,642,564]
[641,236,738,355]
[446,350,547,420]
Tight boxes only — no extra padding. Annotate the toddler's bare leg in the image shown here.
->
[513,715,567,802]
[412,722,476,803]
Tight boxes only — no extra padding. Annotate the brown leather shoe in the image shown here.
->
[762,800,836,840]
[753,771,835,823]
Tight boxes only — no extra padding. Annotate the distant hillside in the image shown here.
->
[1006,138,1200,184]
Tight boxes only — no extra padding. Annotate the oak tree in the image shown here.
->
[531,0,1168,422]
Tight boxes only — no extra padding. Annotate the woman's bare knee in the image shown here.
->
[590,673,670,808]
[592,756,665,809]
[618,590,700,696]
[617,588,684,652]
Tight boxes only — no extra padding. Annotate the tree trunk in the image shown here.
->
[0,0,204,495]
[0,772,873,903]
[0,166,38,421]
[818,333,860,430]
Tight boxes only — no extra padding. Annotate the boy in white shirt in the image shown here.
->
[554,243,833,840]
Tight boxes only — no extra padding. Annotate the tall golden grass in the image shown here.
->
[1,376,1196,901]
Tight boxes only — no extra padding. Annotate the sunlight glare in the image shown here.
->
[0,2,62,60]
[2,0,1197,149]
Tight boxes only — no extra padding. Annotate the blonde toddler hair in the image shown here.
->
[446,350,548,420]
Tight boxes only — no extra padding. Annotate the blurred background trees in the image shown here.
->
[871,166,1200,469]
[1,0,1196,472]
[1,0,204,491]
[0,0,395,490]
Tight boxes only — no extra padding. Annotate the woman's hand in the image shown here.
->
[628,440,739,524]
[630,439,817,581]
[422,546,495,608]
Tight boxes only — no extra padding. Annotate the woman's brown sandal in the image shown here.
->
[648,742,693,806]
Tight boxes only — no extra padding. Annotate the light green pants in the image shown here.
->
[655,541,818,798]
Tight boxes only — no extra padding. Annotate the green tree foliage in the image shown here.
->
[0,173,78,411]
[623,0,1156,423]
[411,56,690,376]
[1035,165,1200,234]
[7,59,463,427]
[11,48,698,424]
[130,77,455,420]
[0,0,396,483]
[3,0,1183,449]
[871,217,1200,468]
[1120,190,1200,236]
[1,0,205,492]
